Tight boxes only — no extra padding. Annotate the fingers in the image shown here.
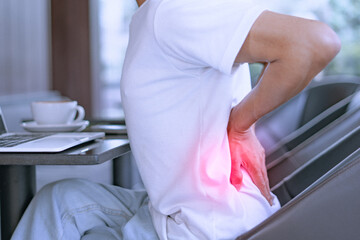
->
[231,161,273,205]
[259,148,273,205]
[227,124,274,205]
[230,169,243,191]
[257,154,273,205]
[248,167,273,206]
[242,148,273,205]
[260,170,273,206]
[230,149,244,191]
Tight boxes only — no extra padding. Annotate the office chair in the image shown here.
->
[267,102,360,187]
[266,91,356,163]
[238,148,360,240]
[272,125,360,205]
[256,75,360,157]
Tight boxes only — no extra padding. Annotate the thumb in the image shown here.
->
[230,169,243,191]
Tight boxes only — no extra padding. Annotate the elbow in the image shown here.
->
[326,26,341,57]
[280,21,341,89]
[311,22,341,67]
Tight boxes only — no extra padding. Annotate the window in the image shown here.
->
[251,0,360,84]
[92,0,137,119]
[92,0,360,118]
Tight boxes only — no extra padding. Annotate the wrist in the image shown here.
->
[228,101,258,133]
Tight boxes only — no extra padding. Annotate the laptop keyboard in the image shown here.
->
[0,134,52,147]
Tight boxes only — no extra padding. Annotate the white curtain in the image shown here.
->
[0,0,49,95]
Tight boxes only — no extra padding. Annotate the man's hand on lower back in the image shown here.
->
[228,124,273,206]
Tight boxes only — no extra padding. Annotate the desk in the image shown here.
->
[0,138,130,240]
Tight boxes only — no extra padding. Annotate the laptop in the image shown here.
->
[0,107,105,152]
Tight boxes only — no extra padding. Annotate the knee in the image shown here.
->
[36,178,92,204]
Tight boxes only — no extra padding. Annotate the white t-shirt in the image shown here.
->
[120,0,280,239]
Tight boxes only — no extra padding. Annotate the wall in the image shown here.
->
[51,0,93,116]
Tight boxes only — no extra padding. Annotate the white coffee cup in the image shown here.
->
[31,101,85,125]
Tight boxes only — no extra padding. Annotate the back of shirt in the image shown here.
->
[121,0,280,239]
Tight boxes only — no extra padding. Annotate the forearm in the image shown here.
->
[229,57,323,131]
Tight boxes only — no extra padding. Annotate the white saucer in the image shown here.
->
[21,120,89,132]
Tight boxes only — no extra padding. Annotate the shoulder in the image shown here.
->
[155,0,256,25]
[154,0,262,36]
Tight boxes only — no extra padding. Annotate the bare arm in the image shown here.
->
[230,10,341,131]
[228,11,340,204]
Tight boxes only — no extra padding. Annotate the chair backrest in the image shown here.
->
[267,103,360,187]
[299,75,360,126]
[266,93,355,163]
[255,92,306,152]
[272,125,360,205]
[238,148,360,240]
[347,88,360,111]
[256,75,360,155]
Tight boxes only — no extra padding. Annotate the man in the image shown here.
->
[12,0,340,239]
